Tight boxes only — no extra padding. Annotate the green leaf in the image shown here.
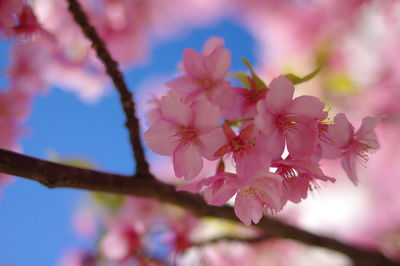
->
[230,71,251,88]
[284,66,321,85]
[241,58,267,89]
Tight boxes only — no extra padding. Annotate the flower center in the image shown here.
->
[199,79,215,91]
[229,136,254,153]
[176,126,198,145]
[276,115,296,132]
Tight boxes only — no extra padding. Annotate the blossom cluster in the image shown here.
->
[143,38,381,225]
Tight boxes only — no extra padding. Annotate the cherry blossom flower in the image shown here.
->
[143,91,225,179]
[178,171,241,206]
[222,77,268,121]
[234,172,285,225]
[255,76,327,158]
[233,153,286,225]
[166,38,235,108]
[273,157,335,203]
[328,113,382,184]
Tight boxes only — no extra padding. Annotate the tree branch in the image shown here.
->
[0,148,398,266]
[192,234,271,248]
[66,0,149,175]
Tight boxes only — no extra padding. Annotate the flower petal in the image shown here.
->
[191,100,220,130]
[183,48,205,77]
[198,128,225,160]
[329,113,354,149]
[202,37,225,56]
[286,121,318,158]
[160,91,190,125]
[341,153,358,185]
[166,76,198,91]
[288,95,327,121]
[142,120,179,155]
[173,144,203,179]
[234,189,264,225]
[255,99,276,136]
[355,116,382,149]
[266,76,294,114]
[206,47,231,80]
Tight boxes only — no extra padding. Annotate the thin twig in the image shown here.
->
[0,149,398,266]
[66,0,149,175]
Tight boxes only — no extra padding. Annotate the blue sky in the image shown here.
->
[0,19,256,265]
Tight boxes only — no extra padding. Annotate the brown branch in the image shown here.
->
[192,234,271,248]
[66,0,149,175]
[0,149,398,266]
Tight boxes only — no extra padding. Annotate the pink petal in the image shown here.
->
[173,144,203,179]
[234,189,264,225]
[160,91,190,125]
[286,121,318,158]
[202,37,225,56]
[329,113,354,149]
[355,116,382,149]
[288,95,327,121]
[206,47,231,80]
[236,151,270,180]
[256,131,285,161]
[222,123,235,141]
[266,76,294,114]
[198,128,225,160]
[166,76,198,91]
[183,48,205,77]
[208,81,236,110]
[239,124,255,140]
[204,176,239,206]
[191,100,220,130]
[142,120,179,155]
[177,175,217,193]
[252,176,284,212]
[255,99,276,136]
[341,153,358,185]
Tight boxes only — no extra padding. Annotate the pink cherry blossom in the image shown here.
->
[273,157,335,203]
[233,154,286,225]
[328,113,382,184]
[234,172,285,225]
[255,76,327,158]
[222,77,268,121]
[143,91,225,179]
[178,171,241,206]
[166,38,235,108]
